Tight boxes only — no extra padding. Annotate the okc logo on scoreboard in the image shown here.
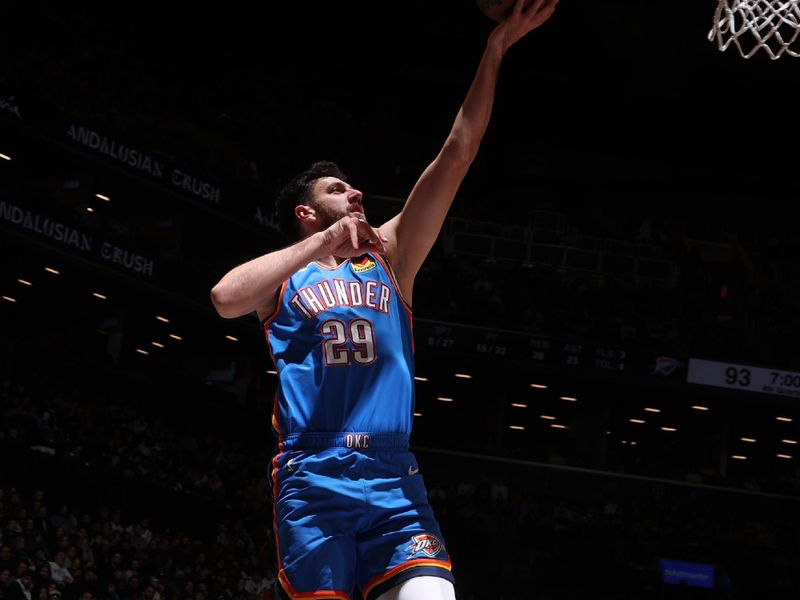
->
[351,255,377,273]
[405,534,443,558]
[650,356,683,377]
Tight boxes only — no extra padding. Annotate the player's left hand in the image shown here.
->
[489,0,559,51]
[319,212,388,259]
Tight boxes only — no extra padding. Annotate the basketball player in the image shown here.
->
[210,1,559,599]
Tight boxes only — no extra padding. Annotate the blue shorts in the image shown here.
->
[270,433,454,600]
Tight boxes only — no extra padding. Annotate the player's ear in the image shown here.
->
[295,205,316,224]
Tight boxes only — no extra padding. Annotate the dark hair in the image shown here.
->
[273,161,347,241]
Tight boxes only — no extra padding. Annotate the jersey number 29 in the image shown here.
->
[321,318,377,366]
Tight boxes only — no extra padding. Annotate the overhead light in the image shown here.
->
[661,427,677,432]
[0,153,11,161]
[629,440,638,445]
[550,424,567,429]
[691,405,709,411]
[781,439,798,445]
[44,267,60,275]
[644,407,661,413]
[169,334,182,341]
[266,370,277,375]
[225,335,238,342]
[436,397,454,402]
[630,418,646,424]
[2,296,17,303]
[454,373,472,379]
[151,342,165,349]
[95,193,111,201]
[731,455,747,460]
[740,437,757,443]
[539,415,556,420]
[777,454,792,460]
[414,376,428,382]
[92,292,107,300]
[560,396,577,402]
[17,279,32,286]
[135,349,149,356]
[510,403,528,408]
[156,316,170,323]
[86,207,94,213]
[776,416,793,423]
[530,384,548,389]
[509,425,525,430]
[414,412,423,417]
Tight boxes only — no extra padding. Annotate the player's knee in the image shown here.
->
[376,576,456,600]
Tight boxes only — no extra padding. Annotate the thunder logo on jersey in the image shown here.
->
[289,278,393,319]
[265,253,415,435]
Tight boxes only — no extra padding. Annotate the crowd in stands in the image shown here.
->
[0,484,278,600]
[2,309,800,599]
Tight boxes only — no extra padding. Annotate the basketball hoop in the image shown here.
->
[709,0,800,59]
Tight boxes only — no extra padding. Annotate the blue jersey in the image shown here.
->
[264,252,415,437]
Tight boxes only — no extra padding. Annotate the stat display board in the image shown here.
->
[414,319,687,381]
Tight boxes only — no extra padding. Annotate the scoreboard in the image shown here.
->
[687,358,800,399]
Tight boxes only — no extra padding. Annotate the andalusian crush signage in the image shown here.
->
[0,200,156,277]
[64,123,222,205]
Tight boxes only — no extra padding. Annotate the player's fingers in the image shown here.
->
[348,220,359,249]
[512,0,526,16]
[524,0,556,19]
[523,0,548,16]
[525,0,558,27]
[371,226,387,251]
[355,218,386,251]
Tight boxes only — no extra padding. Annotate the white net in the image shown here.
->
[709,0,800,59]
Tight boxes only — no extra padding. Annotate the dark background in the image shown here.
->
[2,2,800,600]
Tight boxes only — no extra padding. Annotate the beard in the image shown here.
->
[312,202,351,230]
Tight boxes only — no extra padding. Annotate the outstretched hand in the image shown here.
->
[489,0,559,52]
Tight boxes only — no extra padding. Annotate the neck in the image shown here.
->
[315,255,350,268]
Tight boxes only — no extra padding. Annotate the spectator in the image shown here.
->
[0,547,13,575]
[0,569,13,600]
[46,554,72,590]
[32,564,51,598]
[5,568,35,600]
[50,508,76,537]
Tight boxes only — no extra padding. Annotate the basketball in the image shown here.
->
[475,0,536,23]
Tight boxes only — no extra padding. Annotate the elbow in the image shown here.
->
[210,284,239,319]
[442,135,477,168]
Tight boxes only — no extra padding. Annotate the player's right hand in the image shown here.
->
[490,0,559,52]
[319,213,388,258]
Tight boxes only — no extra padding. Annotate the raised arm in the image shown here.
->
[380,0,559,303]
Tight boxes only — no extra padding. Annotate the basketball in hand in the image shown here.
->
[475,0,535,22]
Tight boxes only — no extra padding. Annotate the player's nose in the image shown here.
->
[347,189,363,203]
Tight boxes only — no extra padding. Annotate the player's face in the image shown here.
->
[309,177,364,229]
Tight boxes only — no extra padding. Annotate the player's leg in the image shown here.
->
[376,576,456,600]
[272,449,359,599]
[355,450,456,600]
